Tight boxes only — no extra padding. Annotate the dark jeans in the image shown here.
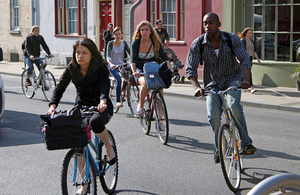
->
[24,56,42,76]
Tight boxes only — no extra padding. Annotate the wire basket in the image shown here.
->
[121,70,131,80]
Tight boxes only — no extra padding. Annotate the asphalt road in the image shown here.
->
[0,74,299,195]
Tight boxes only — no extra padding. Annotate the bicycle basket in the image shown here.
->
[120,64,132,80]
[41,124,88,151]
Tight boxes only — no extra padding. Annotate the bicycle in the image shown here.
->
[21,55,56,102]
[203,86,244,192]
[109,63,140,117]
[140,88,169,145]
[61,106,118,195]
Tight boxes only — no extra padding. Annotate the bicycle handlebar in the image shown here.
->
[33,55,52,61]
[196,86,243,99]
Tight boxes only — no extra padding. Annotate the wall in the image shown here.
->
[0,0,32,61]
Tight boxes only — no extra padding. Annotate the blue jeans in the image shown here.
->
[110,68,122,102]
[206,80,252,150]
[24,56,42,76]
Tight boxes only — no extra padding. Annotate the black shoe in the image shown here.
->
[214,151,220,164]
[241,144,257,155]
[26,78,32,85]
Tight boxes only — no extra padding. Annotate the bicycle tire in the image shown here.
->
[99,130,118,194]
[154,93,169,145]
[140,96,151,135]
[21,70,35,99]
[218,123,241,192]
[42,71,56,102]
[109,78,119,113]
[127,83,139,117]
[61,148,97,195]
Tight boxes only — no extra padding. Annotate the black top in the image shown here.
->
[49,63,113,116]
[130,38,170,71]
[25,35,51,57]
[155,28,170,45]
[103,30,115,45]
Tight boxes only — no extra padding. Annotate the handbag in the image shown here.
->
[143,62,166,90]
[159,61,173,89]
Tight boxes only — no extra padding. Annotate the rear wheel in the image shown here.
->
[21,70,35,99]
[154,93,169,145]
[42,71,56,101]
[109,78,119,113]
[99,130,118,194]
[127,84,139,117]
[140,97,151,135]
[218,124,241,192]
[61,149,97,195]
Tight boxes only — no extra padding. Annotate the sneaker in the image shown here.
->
[241,144,257,155]
[26,78,32,85]
[137,104,144,117]
[116,102,123,107]
[251,89,257,94]
[214,151,220,164]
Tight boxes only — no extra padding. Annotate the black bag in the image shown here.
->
[159,61,173,89]
[40,105,82,128]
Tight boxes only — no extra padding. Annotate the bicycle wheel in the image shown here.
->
[99,130,118,194]
[42,71,56,102]
[154,92,169,145]
[109,78,119,113]
[140,96,151,135]
[127,83,139,117]
[218,123,241,192]
[21,70,35,99]
[61,148,97,195]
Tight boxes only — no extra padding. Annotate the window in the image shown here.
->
[244,0,300,62]
[124,0,133,4]
[11,0,19,30]
[55,0,87,36]
[150,0,185,41]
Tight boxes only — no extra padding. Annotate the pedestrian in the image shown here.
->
[103,23,115,60]
[185,13,256,164]
[130,21,173,116]
[238,27,261,94]
[106,27,130,108]
[155,19,170,48]
[47,38,116,194]
[24,25,54,85]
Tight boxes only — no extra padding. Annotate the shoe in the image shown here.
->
[241,144,257,155]
[214,151,220,164]
[137,104,144,117]
[251,89,257,94]
[116,102,123,107]
[107,145,117,165]
[76,183,89,195]
[26,78,32,85]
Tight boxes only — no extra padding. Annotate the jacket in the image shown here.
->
[25,35,51,57]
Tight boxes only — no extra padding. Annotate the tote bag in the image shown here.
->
[143,62,165,90]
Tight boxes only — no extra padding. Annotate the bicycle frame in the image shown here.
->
[145,90,159,120]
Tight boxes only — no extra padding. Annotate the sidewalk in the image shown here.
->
[1,60,300,112]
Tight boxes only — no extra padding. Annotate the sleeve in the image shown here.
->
[25,36,33,56]
[106,41,113,62]
[165,29,170,41]
[185,37,202,79]
[49,66,71,107]
[231,34,252,70]
[130,39,139,63]
[40,36,51,55]
[124,41,130,55]
[252,39,257,53]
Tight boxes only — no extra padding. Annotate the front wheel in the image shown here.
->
[99,130,118,194]
[42,71,56,101]
[218,124,241,192]
[127,84,139,117]
[154,93,169,145]
[21,70,35,99]
[61,149,97,195]
[140,96,151,135]
[109,78,119,113]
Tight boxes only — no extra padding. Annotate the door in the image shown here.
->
[122,0,133,44]
[99,1,112,52]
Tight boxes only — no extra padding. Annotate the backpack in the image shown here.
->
[199,31,233,65]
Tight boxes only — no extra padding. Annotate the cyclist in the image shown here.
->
[106,27,130,108]
[24,25,54,85]
[47,38,116,193]
[130,21,173,116]
[185,13,257,164]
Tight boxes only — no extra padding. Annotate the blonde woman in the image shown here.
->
[239,27,261,94]
[130,21,173,116]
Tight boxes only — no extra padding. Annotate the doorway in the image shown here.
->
[99,1,112,52]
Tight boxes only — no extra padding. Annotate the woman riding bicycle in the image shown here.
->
[47,38,116,194]
[130,21,173,116]
[24,25,54,85]
[106,27,130,108]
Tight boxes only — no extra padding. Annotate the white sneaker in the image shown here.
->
[251,89,257,94]
[137,104,144,117]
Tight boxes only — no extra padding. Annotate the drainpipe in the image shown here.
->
[129,0,143,45]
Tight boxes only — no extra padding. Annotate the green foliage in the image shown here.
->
[290,42,300,80]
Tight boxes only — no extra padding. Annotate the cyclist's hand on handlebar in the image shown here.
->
[47,104,56,115]
[30,55,34,60]
[133,72,140,78]
[194,87,205,98]
[98,99,107,113]
[110,64,116,70]
[240,80,250,89]
[49,54,54,58]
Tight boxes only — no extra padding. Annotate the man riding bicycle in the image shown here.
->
[24,25,54,85]
[185,13,256,164]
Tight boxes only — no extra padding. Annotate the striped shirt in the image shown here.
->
[185,31,252,89]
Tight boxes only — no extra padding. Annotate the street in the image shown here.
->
[0,74,299,195]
